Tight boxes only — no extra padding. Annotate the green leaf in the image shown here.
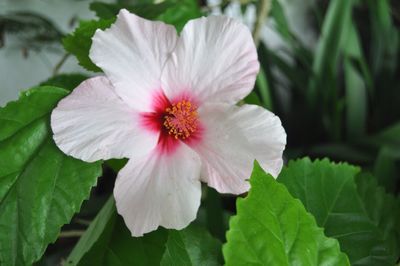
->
[105,158,128,173]
[266,49,309,92]
[367,0,399,77]
[308,0,353,104]
[64,0,201,73]
[307,0,354,137]
[342,21,368,140]
[40,73,88,91]
[344,58,367,139]
[67,197,168,266]
[270,0,312,68]
[160,224,222,266]
[69,196,221,266]
[90,2,120,20]
[63,19,114,72]
[67,197,117,266]
[278,158,397,265]
[0,86,102,266]
[157,0,202,32]
[243,91,262,106]
[90,1,175,20]
[355,173,400,262]
[223,163,349,266]
[256,45,278,112]
[90,0,201,32]
[270,0,292,41]
[254,67,273,110]
[373,147,399,192]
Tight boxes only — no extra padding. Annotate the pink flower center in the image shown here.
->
[140,91,203,155]
[163,100,198,140]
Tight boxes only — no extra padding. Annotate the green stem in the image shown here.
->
[52,53,70,76]
[59,230,85,238]
[252,0,272,46]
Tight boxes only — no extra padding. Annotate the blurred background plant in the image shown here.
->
[253,0,400,196]
[1,0,400,265]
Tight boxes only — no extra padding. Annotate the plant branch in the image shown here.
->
[59,230,85,238]
[252,0,272,47]
[74,218,92,226]
[52,53,70,76]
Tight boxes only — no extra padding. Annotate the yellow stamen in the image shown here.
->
[164,100,198,140]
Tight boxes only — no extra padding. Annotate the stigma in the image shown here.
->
[164,100,198,140]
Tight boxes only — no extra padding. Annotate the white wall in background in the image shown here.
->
[0,0,111,106]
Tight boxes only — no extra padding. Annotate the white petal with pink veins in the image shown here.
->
[161,16,259,105]
[188,104,254,195]
[90,9,178,112]
[114,144,202,236]
[51,76,158,162]
[231,104,286,178]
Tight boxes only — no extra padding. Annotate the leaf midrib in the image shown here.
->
[0,112,48,144]
[0,117,49,207]
[1,128,50,266]
[0,106,55,266]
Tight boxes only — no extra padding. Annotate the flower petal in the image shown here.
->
[51,76,158,162]
[231,104,286,177]
[188,104,254,195]
[90,9,178,111]
[114,144,202,236]
[161,16,259,105]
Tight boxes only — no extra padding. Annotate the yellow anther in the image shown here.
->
[164,100,198,140]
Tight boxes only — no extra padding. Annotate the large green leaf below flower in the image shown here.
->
[67,197,221,266]
[278,158,399,265]
[223,163,349,266]
[160,225,222,265]
[67,197,169,266]
[355,172,400,263]
[0,86,102,266]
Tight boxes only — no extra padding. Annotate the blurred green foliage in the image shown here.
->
[0,12,64,52]
[251,0,400,193]
[1,0,400,265]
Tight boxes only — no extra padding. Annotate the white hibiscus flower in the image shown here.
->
[51,9,286,237]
